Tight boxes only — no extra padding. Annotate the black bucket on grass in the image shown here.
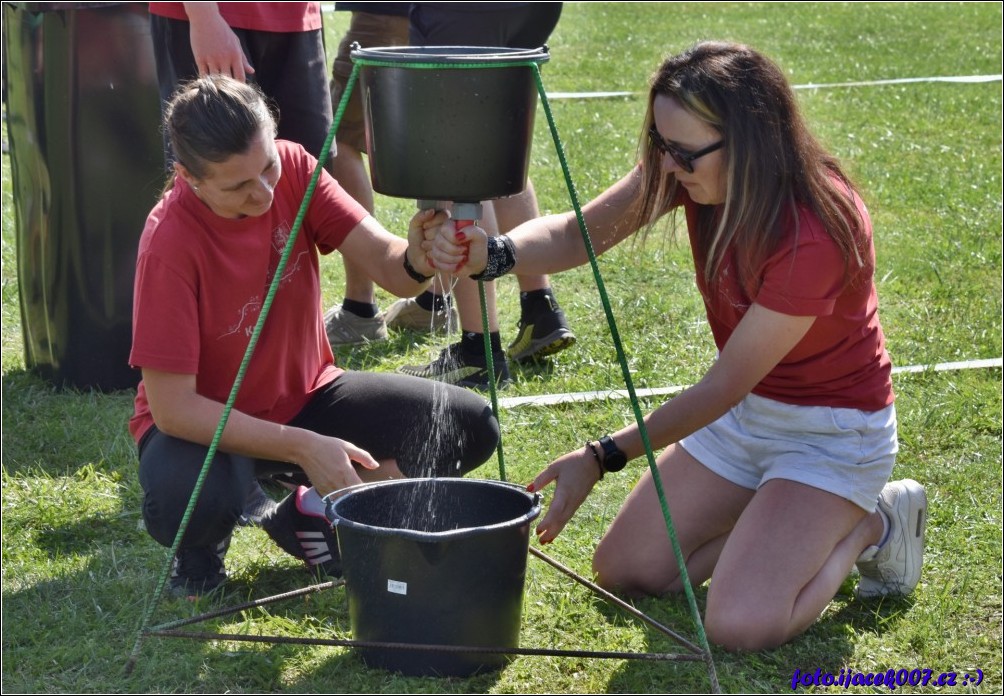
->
[325,478,541,676]
[352,45,548,202]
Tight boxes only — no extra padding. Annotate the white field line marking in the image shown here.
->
[316,3,999,93]
[498,358,1003,409]
[546,74,1001,99]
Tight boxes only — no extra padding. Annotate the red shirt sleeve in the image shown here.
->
[754,214,846,318]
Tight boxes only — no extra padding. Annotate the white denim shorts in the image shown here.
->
[679,393,898,512]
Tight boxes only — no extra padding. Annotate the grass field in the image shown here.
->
[2,2,1001,693]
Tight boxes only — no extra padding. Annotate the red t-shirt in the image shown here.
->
[684,189,893,411]
[128,140,368,443]
[147,3,322,33]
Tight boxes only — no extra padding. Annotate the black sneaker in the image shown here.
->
[261,488,342,578]
[507,295,576,363]
[397,341,510,390]
[168,535,229,600]
[237,479,279,527]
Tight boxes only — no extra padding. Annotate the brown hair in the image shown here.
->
[635,41,864,293]
[164,75,278,182]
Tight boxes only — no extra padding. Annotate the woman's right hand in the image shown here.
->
[184,3,255,81]
[422,218,489,276]
[295,431,380,496]
[528,446,603,544]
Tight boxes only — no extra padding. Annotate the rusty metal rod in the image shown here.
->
[149,579,343,632]
[529,546,703,654]
[146,629,704,662]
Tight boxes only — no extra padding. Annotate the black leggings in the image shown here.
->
[138,371,500,549]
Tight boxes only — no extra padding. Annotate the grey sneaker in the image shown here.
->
[855,479,927,599]
[324,306,388,346]
[169,535,230,600]
[383,297,458,333]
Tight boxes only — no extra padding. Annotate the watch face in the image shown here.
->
[599,436,627,472]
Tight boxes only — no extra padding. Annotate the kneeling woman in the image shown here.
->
[130,76,499,598]
[421,42,926,651]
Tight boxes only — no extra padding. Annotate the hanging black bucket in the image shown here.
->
[352,45,549,202]
[326,478,541,676]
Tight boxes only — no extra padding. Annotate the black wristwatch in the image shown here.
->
[598,435,628,473]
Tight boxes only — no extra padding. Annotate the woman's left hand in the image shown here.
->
[407,208,450,278]
[528,447,603,544]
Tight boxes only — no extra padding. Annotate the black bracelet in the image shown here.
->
[470,235,517,282]
[402,252,432,283]
[585,441,604,480]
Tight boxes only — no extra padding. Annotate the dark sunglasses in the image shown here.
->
[648,125,724,173]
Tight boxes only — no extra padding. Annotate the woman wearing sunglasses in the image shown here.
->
[418,41,926,650]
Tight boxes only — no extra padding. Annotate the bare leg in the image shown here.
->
[594,445,886,651]
[493,180,575,361]
[593,444,754,595]
[492,182,551,293]
[329,144,376,304]
[705,480,882,650]
[323,144,389,345]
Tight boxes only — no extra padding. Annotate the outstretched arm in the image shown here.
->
[422,167,647,278]
[337,208,450,297]
[531,304,816,543]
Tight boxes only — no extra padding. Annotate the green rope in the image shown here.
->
[477,279,507,482]
[531,64,719,692]
[126,63,362,676]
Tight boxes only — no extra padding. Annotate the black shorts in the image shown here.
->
[151,16,333,164]
[409,3,563,49]
[330,11,410,152]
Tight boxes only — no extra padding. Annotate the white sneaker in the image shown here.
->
[855,479,927,599]
[383,297,458,332]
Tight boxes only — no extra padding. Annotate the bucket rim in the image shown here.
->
[324,477,542,542]
[351,44,549,66]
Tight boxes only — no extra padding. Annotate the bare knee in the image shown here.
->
[592,538,676,596]
[704,597,794,652]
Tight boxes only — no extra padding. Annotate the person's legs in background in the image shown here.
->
[323,8,416,347]
[493,182,575,363]
[389,3,574,388]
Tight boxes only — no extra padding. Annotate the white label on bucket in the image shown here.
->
[387,579,408,596]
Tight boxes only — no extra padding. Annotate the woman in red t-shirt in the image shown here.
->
[419,41,926,650]
[131,76,499,598]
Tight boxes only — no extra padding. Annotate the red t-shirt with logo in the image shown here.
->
[683,188,893,411]
[129,140,368,443]
[147,3,322,33]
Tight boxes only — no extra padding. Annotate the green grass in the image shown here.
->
[3,2,1002,693]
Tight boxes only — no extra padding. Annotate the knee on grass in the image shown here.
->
[703,601,796,652]
[591,544,679,597]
